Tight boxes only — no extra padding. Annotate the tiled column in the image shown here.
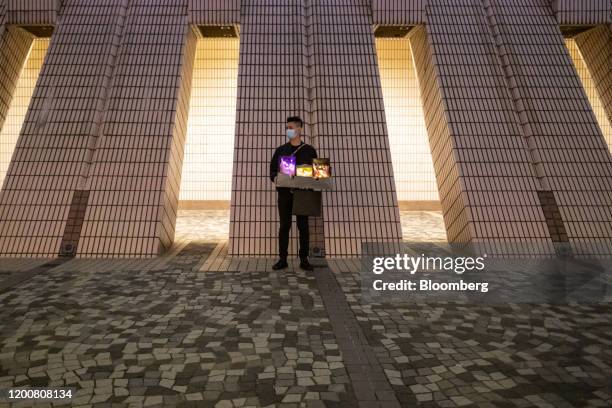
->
[371,0,425,24]
[229,1,309,256]
[410,1,552,254]
[78,1,196,257]
[484,0,612,255]
[0,0,127,256]
[188,0,239,24]
[6,0,58,25]
[552,0,610,25]
[309,0,402,257]
[574,26,612,138]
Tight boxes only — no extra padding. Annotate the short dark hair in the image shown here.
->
[286,116,303,128]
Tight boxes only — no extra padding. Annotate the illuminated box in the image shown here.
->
[313,158,331,179]
[279,155,296,176]
[276,158,333,190]
[296,165,313,177]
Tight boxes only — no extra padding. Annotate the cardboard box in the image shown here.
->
[275,173,334,190]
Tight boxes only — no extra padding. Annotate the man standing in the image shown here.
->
[269,116,317,271]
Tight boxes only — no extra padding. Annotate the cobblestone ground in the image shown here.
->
[0,243,357,407]
[330,262,612,408]
[0,210,610,407]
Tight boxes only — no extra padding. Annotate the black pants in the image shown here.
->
[277,188,309,260]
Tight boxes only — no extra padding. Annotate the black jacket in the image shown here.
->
[270,141,318,185]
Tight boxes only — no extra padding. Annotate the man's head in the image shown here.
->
[286,116,303,142]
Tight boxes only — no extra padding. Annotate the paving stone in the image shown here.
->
[0,236,610,407]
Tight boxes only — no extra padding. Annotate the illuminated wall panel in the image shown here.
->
[566,38,612,149]
[573,25,612,161]
[180,37,238,202]
[375,37,437,202]
[0,38,48,189]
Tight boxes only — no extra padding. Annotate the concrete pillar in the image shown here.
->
[484,0,612,255]
[410,0,553,255]
[0,0,128,256]
[79,1,196,257]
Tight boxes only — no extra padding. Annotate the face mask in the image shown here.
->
[286,129,297,140]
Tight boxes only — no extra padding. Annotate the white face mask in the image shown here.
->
[286,129,298,140]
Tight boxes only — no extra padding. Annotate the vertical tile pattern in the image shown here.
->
[0,0,6,37]
[180,37,239,202]
[552,0,610,24]
[188,0,239,25]
[0,38,48,193]
[310,0,402,257]
[484,0,612,255]
[79,1,196,257]
[0,1,127,256]
[371,0,425,24]
[375,37,437,202]
[229,1,308,256]
[410,1,552,254]
[6,0,58,25]
[304,1,326,257]
[573,26,612,149]
[1,1,611,258]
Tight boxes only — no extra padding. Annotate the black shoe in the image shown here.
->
[272,259,288,270]
[299,258,314,271]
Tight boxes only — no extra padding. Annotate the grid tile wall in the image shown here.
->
[79,1,196,257]
[567,35,612,149]
[229,0,308,257]
[410,1,552,254]
[553,0,610,24]
[0,1,127,256]
[0,38,48,190]
[0,0,5,36]
[180,37,239,202]
[1,1,611,258]
[6,0,57,25]
[375,37,437,202]
[188,0,239,25]
[304,1,326,258]
[371,0,424,25]
[484,0,612,255]
[310,0,402,257]
[574,25,612,149]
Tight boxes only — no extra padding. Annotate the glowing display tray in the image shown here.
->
[275,173,334,190]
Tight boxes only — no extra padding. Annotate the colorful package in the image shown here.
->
[313,158,331,178]
[279,155,296,176]
[296,165,313,177]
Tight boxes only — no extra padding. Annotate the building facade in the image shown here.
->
[0,0,610,258]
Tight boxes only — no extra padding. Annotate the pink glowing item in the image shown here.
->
[279,155,296,176]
